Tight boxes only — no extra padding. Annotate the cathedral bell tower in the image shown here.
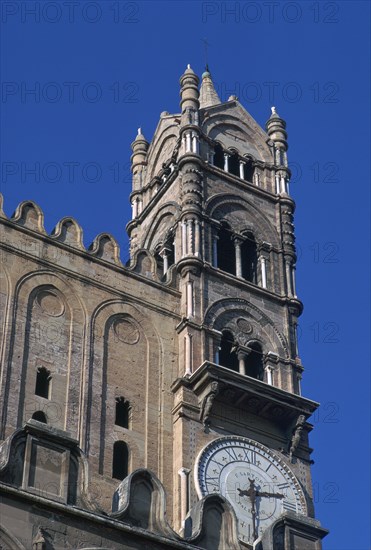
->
[126,65,328,549]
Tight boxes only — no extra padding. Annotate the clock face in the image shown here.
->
[195,436,307,545]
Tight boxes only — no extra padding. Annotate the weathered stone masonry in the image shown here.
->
[0,66,327,549]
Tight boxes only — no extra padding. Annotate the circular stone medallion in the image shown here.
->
[113,318,140,345]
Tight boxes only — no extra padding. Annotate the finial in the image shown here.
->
[271,106,276,115]
[137,127,142,135]
[187,64,191,69]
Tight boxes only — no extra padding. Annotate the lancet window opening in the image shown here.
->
[154,231,175,278]
[35,367,51,399]
[115,397,131,429]
[219,330,239,372]
[112,441,129,480]
[245,342,264,381]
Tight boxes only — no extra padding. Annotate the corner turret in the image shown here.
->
[130,127,149,217]
[179,64,200,113]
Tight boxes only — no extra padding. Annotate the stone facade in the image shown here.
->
[0,66,327,549]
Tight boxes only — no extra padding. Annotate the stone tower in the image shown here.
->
[0,66,327,549]
[127,64,328,547]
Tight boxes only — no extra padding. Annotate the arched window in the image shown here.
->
[35,367,51,399]
[243,160,254,182]
[112,441,129,480]
[217,223,235,275]
[219,331,239,372]
[229,152,240,177]
[155,234,175,278]
[115,397,130,429]
[213,143,224,169]
[32,411,47,423]
[246,343,264,380]
[241,233,258,283]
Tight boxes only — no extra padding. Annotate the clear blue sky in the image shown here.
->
[1,2,370,548]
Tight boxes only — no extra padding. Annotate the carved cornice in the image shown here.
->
[171,362,319,425]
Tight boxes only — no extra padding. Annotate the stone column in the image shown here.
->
[280,175,287,194]
[131,200,137,219]
[285,258,293,296]
[181,222,187,256]
[178,468,191,527]
[237,351,247,376]
[160,248,169,274]
[291,265,297,297]
[187,219,194,255]
[186,281,193,318]
[192,132,198,154]
[212,232,218,268]
[185,132,192,152]
[194,220,201,258]
[297,373,302,395]
[275,175,280,194]
[265,365,273,385]
[265,352,279,386]
[294,322,299,356]
[234,238,242,278]
[239,160,245,179]
[261,257,267,289]
[224,152,229,172]
[185,333,192,376]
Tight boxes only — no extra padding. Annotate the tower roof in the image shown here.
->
[199,66,221,109]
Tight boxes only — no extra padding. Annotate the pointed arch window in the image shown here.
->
[35,367,51,399]
[115,397,130,429]
[112,441,129,480]
[243,160,254,182]
[155,232,175,278]
[229,152,240,177]
[246,343,264,380]
[213,143,224,169]
[241,233,258,283]
[219,330,239,372]
[217,222,235,275]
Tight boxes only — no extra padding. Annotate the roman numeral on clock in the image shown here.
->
[283,500,297,512]
[206,476,219,484]
[242,449,257,464]
[225,448,238,461]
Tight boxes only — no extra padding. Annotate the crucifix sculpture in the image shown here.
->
[237,478,284,541]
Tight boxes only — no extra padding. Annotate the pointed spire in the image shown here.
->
[131,126,149,177]
[134,127,147,142]
[179,64,200,112]
[266,105,288,159]
[269,106,280,119]
[199,66,221,109]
